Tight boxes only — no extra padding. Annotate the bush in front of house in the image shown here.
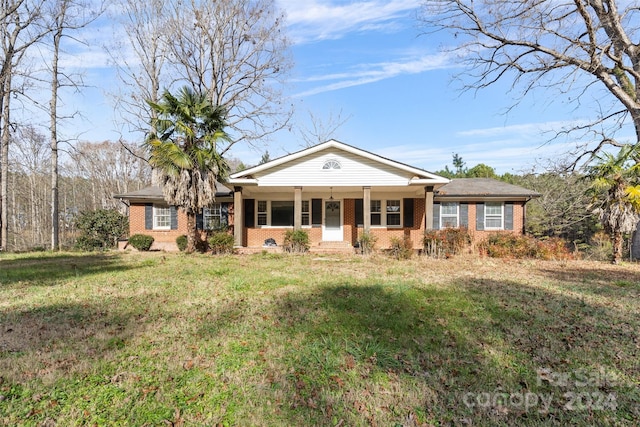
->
[75,208,128,251]
[389,235,414,260]
[357,231,377,255]
[128,234,154,251]
[479,233,573,260]
[423,227,471,258]
[176,235,188,252]
[208,231,234,255]
[283,229,310,253]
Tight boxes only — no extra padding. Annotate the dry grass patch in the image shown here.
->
[0,251,639,425]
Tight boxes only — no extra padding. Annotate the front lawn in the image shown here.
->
[1,252,638,425]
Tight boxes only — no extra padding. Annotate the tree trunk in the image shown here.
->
[1,83,11,250]
[51,17,62,251]
[612,231,624,265]
[186,210,196,253]
[632,224,640,261]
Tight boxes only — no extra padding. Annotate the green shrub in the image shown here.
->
[176,235,188,252]
[283,229,310,253]
[128,234,154,251]
[423,227,471,258]
[357,231,377,255]
[208,231,234,255]
[75,209,128,251]
[389,235,413,260]
[479,233,573,260]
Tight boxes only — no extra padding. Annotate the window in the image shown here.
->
[153,205,171,230]
[322,159,341,170]
[257,200,267,226]
[386,200,401,226]
[485,202,503,229]
[271,201,294,226]
[440,202,458,228]
[302,200,310,226]
[371,200,381,226]
[370,199,402,226]
[203,203,222,230]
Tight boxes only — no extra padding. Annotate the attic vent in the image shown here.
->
[322,159,341,170]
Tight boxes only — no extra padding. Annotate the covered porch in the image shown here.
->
[230,185,438,251]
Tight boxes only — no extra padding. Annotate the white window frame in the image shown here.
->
[257,200,268,226]
[440,202,459,228]
[302,200,310,226]
[386,200,401,227]
[322,159,341,170]
[153,205,171,230]
[255,200,299,227]
[485,202,504,230]
[370,199,402,228]
[203,203,222,230]
[371,200,382,226]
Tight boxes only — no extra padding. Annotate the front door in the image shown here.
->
[323,200,342,241]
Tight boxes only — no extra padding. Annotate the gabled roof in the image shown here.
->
[435,178,540,199]
[229,139,449,185]
[114,183,233,202]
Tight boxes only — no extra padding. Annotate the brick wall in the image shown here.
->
[128,203,235,251]
[130,198,529,250]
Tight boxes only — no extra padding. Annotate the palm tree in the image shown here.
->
[146,86,229,253]
[587,145,640,264]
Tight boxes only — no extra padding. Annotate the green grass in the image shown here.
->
[1,251,639,426]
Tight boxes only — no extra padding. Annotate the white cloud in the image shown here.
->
[294,52,454,96]
[278,0,422,43]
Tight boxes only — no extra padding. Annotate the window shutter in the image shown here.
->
[460,203,469,228]
[505,203,514,230]
[476,203,485,231]
[244,199,255,228]
[312,199,322,226]
[355,199,363,226]
[432,203,440,230]
[196,210,204,230]
[221,203,229,227]
[170,206,178,230]
[403,198,414,228]
[145,204,153,230]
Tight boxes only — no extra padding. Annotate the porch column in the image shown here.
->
[363,186,371,233]
[425,186,434,230]
[234,186,243,246]
[294,186,302,229]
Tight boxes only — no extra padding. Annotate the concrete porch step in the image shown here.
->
[316,240,352,248]
[311,241,355,254]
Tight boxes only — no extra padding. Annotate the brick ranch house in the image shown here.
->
[114,140,540,252]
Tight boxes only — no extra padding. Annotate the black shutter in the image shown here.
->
[460,203,468,228]
[476,203,485,231]
[244,199,255,228]
[311,198,322,226]
[170,206,178,230]
[403,198,414,228]
[355,199,363,226]
[432,203,440,230]
[145,204,153,230]
[505,203,514,230]
[221,203,229,227]
[196,210,204,230]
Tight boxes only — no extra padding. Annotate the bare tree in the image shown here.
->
[419,1,640,166]
[108,0,170,137]
[65,140,151,211]
[45,0,104,250]
[8,125,50,249]
[297,109,353,148]
[0,0,47,250]
[111,0,293,157]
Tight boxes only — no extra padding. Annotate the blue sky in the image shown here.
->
[45,0,636,174]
